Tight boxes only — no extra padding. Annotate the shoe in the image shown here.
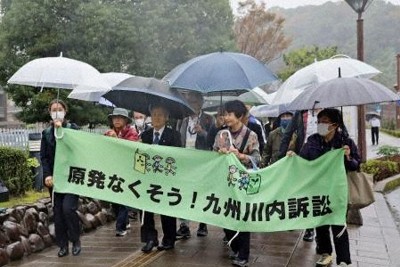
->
[197,223,208,237]
[303,229,314,242]
[176,223,190,239]
[157,243,174,251]
[57,247,69,257]
[141,240,158,253]
[232,257,249,267]
[126,223,131,229]
[338,263,350,267]
[129,211,138,221]
[116,230,127,237]
[72,241,81,256]
[228,249,238,259]
[316,253,333,266]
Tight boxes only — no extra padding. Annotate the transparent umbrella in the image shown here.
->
[7,54,111,93]
[287,77,400,111]
[68,72,134,102]
[272,55,381,105]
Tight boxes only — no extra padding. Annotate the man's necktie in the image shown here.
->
[153,131,160,144]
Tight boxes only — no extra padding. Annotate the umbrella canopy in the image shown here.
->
[163,51,277,95]
[366,111,381,120]
[249,103,292,118]
[202,89,274,111]
[272,55,381,105]
[238,87,274,106]
[103,76,194,119]
[7,55,111,93]
[287,77,400,111]
[68,72,134,101]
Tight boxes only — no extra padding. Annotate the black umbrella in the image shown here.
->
[103,76,195,119]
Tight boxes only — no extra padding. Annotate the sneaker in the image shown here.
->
[316,253,333,266]
[197,223,208,237]
[176,223,190,239]
[116,230,127,237]
[232,257,249,267]
[303,229,314,242]
[126,223,131,229]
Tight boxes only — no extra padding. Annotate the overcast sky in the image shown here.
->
[230,0,400,10]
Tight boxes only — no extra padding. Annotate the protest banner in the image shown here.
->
[54,129,347,232]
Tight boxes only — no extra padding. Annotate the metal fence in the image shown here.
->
[0,128,42,150]
[0,126,108,150]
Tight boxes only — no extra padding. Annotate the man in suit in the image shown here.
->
[175,91,214,238]
[140,103,182,253]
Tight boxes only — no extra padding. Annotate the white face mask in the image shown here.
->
[51,111,65,121]
[135,118,145,128]
[317,123,332,136]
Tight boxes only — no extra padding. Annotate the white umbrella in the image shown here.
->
[287,77,400,111]
[249,102,292,118]
[272,55,381,105]
[68,72,134,101]
[202,89,275,111]
[238,87,274,105]
[7,55,111,94]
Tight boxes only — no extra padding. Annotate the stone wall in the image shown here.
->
[0,197,114,266]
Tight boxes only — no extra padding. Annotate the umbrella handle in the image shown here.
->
[219,129,233,148]
[54,127,64,139]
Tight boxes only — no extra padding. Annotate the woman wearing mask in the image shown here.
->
[132,111,150,137]
[40,99,81,257]
[287,108,360,267]
[262,111,293,166]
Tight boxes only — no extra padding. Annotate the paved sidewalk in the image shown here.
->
[8,130,400,267]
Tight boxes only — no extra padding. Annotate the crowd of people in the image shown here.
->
[40,93,359,267]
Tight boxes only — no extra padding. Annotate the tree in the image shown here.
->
[128,0,236,78]
[278,46,339,81]
[0,0,235,124]
[234,0,291,64]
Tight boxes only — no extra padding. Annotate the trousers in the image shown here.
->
[316,225,351,264]
[53,192,80,248]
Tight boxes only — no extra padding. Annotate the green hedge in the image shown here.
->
[361,159,400,182]
[0,147,33,196]
[381,128,400,138]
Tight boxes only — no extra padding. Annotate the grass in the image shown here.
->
[0,189,49,208]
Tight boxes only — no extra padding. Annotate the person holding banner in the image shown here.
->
[176,91,214,239]
[105,108,139,237]
[40,99,81,257]
[140,103,182,253]
[213,100,260,267]
[287,108,360,267]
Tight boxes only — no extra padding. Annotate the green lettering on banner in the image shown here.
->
[54,129,347,232]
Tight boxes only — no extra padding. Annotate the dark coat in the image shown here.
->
[176,113,214,150]
[141,127,182,148]
[278,110,306,158]
[299,131,360,171]
[40,122,79,185]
